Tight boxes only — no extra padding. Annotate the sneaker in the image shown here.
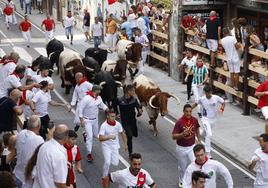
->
[198,113,202,118]
[83,131,87,142]
[70,41,73,45]
[186,99,190,103]
[74,125,80,132]
[87,154,93,162]
[27,45,30,48]
[67,36,69,40]
[178,182,183,188]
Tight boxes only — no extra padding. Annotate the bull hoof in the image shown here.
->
[153,131,158,137]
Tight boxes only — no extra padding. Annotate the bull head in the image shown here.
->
[149,92,180,116]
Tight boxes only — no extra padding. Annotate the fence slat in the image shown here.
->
[249,48,268,59]
[151,30,168,40]
[248,65,268,76]
[213,81,243,98]
[149,52,168,64]
[248,96,258,106]
[151,41,168,51]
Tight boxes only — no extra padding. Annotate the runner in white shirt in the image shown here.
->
[33,124,69,188]
[192,85,225,158]
[99,110,127,178]
[14,115,44,188]
[102,153,157,188]
[0,65,38,98]
[25,59,39,79]
[91,17,103,49]
[183,144,233,188]
[248,133,268,188]
[178,49,196,102]
[221,28,241,91]
[128,9,137,31]
[31,81,67,140]
[32,67,54,94]
[191,171,210,188]
[79,85,108,162]
[70,72,93,131]
[0,52,20,82]
[62,10,76,45]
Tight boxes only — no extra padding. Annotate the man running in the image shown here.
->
[99,109,127,178]
[62,11,76,45]
[183,144,233,188]
[185,57,208,116]
[192,85,224,158]
[248,133,268,188]
[3,4,13,30]
[7,0,17,25]
[83,9,91,42]
[19,15,31,48]
[41,14,55,43]
[116,84,142,158]
[102,153,157,188]
[70,72,92,131]
[172,104,201,187]
[79,85,108,162]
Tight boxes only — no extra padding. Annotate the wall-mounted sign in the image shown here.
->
[182,0,208,5]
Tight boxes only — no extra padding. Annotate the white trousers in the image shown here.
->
[12,13,17,24]
[102,145,119,177]
[5,15,12,27]
[85,119,99,154]
[22,31,31,45]
[201,117,216,155]
[45,30,54,43]
[106,33,117,49]
[138,50,148,74]
[176,145,195,183]
[192,84,204,113]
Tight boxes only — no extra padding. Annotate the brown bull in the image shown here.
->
[133,75,180,136]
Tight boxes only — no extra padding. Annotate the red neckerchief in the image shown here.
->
[196,63,204,68]
[263,150,268,154]
[78,77,87,86]
[18,90,27,106]
[64,143,74,150]
[136,171,146,186]
[86,91,97,99]
[107,120,116,126]
[67,15,72,18]
[3,58,16,65]
[210,15,217,21]
[11,71,19,78]
[195,156,209,169]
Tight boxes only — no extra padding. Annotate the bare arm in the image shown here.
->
[99,134,116,142]
[14,106,23,115]
[55,182,69,188]
[76,160,83,173]
[248,158,258,170]
[255,91,268,97]
[120,132,128,150]
[218,26,221,41]
[102,176,110,188]
[49,100,66,107]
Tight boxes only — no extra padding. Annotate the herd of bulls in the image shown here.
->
[38,38,180,136]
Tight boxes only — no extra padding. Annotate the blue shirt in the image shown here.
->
[121,21,132,40]
[143,16,150,35]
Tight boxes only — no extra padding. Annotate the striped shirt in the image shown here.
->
[191,64,208,85]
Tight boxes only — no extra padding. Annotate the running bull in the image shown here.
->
[133,75,180,136]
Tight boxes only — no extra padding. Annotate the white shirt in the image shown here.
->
[33,139,67,188]
[110,168,155,188]
[32,90,51,117]
[128,13,137,28]
[137,17,146,34]
[99,120,123,150]
[14,129,44,183]
[70,81,92,106]
[198,95,224,119]
[64,16,75,28]
[32,74,54,94]
[181,56,197,71]
[78,95,108,120]
[183,159,233,188]
[0,74,21,98]
[25,68,37,78]
[22,90,34,119]
[0,62,16,82]
[221,35,240,62]
[91,22,103,37]
[252,148,268,186]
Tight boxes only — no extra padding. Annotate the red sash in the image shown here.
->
[107,120,116,126]
[86,91,97,99]
[136,172,146,187]
[11,71,19,78]
[18,90,27,106]
[3,58,16,65]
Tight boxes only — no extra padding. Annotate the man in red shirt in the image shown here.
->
[41,14,55,43]
[255,81,268,133]
[3,4,13,30]
[172,104,201,187]
[19,15,31,48]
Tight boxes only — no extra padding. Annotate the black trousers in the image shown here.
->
[127,134,133,156]
[40,114,50,140]
[186,75,193,100]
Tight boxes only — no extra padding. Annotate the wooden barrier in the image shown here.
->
[183,31,268,114]
[149,19,170,66]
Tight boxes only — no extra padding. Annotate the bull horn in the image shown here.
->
[65,67,74,71]
[149,95,159,109]
[115,81,123,88]
[86,67,95,72]
[48,52,55,59]
[99,81,106,87]
[170,94,181,105]
[126,44,133,49]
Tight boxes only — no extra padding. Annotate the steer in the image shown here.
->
[58,48,83,94]
[116,40,142,79]
[85,48,108,68]
[101,59,128,83]
[133,75,180,136]
[46,38,64,73]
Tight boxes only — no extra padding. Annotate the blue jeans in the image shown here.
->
[20,0,24,9]
[93,36,101,48]
[15,176,23,188]
[25,3,32,14]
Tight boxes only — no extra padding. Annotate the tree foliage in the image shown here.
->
[151,0,172,10]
